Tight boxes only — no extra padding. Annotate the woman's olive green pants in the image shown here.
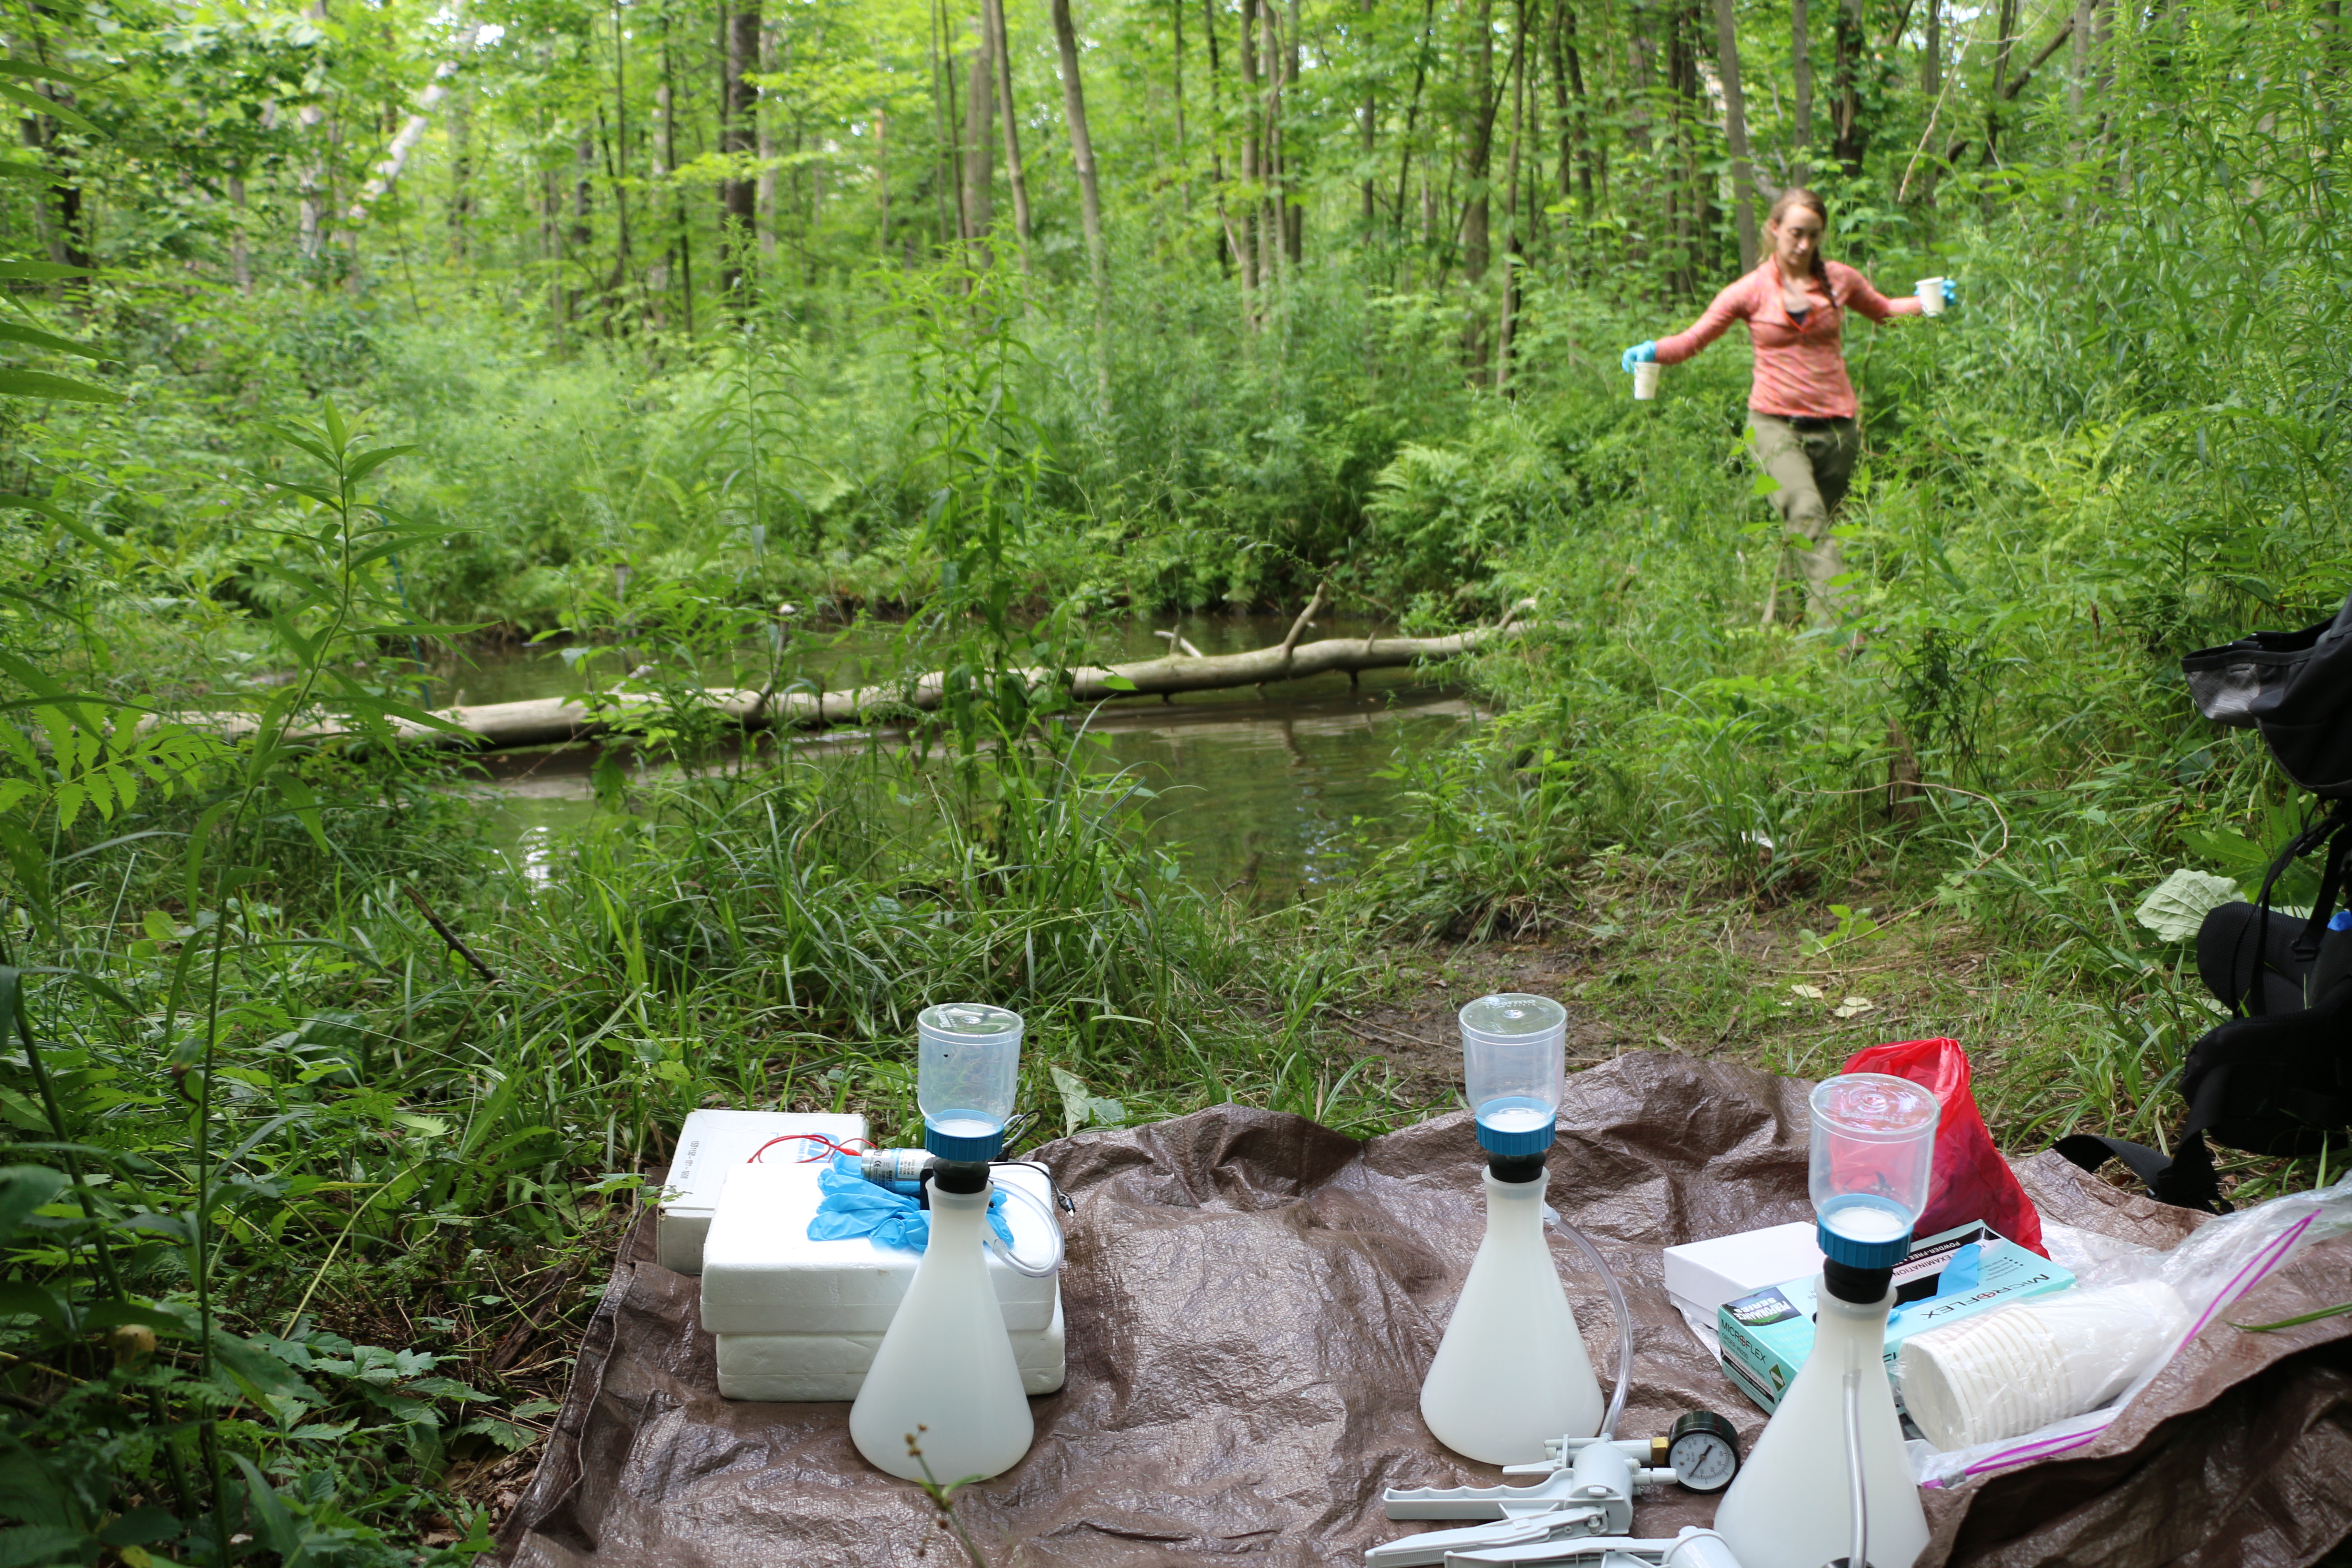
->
[1748,412,1860,623]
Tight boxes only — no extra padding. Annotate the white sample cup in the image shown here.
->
[1916,277,1948,316]
[1632,360,1661,400]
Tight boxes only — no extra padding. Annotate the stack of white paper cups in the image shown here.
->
[1897,1280,2190,1451]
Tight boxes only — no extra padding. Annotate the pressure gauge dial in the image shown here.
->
[1666,1409,1741,1492]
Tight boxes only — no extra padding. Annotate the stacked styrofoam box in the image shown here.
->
[666,1109,1066,1402]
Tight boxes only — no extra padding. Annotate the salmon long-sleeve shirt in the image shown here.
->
[1654,259,1923,420]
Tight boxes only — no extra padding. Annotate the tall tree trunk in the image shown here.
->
[1712,0,1757,266]
[1496,0,1526,389]
[1393,0,1436,235]
[962,10,998,269]
[1174,0,1190,212]
[986,0,1034,266]
[1464,0,1496,285]
[876,104,890,256]
[1923,0,1940,97]
[1260,0,1281,278]
[757,24,778,261]
[1791,0,1813,182]
[1283,0,1302,263]
[2068,0,2089,160]
[1831,0,1866,176]
[297,0,333,259]
[1050,0,1108,289]
[1360,0,1376,228]
[1203,0,1236,277]
[922,0,950,245]
[721,0,760,300]
[649,67,672,322]
[569,127,594,325]
[448,85,473,263]
[1240,0,1262,296]
[1552,0,1593,214]
[610,7,631,304]
[1985,0,2017,163]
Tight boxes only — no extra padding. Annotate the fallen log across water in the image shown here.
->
[190,594,1539,754]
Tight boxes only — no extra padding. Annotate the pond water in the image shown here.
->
[446,614,1481,898]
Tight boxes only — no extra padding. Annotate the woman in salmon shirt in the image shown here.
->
[1620,188,1956,622]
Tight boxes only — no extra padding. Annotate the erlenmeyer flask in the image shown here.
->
[848,1175,1034,1482]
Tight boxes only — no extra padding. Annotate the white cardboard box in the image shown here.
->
[715,1295,1067,1401]
[700,1158,1061,1335]
[657,1109,869,1276]
[1662,1220,1825,1341]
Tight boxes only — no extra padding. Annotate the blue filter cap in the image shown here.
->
[1816,1194,1914,1270]
[924,1115,1005,1164]
[1475,1096,1558,1158]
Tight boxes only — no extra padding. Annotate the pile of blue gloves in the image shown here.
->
[806,1151,1015,1253]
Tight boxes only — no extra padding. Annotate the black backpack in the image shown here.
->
[2059,591,2352,1213]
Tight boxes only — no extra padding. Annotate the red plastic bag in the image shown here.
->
[1840,1037,2047,1258]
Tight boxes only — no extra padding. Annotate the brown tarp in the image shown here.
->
[496,1052,2352,1568]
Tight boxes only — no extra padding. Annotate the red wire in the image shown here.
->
[747,1132,879,1164]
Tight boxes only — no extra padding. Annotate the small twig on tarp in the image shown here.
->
[401,882,499,983]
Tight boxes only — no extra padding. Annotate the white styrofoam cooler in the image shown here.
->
[658,1109,868,1275]
[700,1156,1062,1335]
[715,1297,1068,1401]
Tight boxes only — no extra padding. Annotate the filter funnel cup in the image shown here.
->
[1458,994,1569,1156]
[1809,1072,1939,1268]
[918,1004,1024,1163]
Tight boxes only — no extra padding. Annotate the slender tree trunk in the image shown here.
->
[1260,0,1281,279]
[1553,0,1593,214]
[962,11,998,269]
[1393,0,1436,236]
[1791,0,1813,183]
[569,127,594,324]
[722,0,760,300]
[1173,0,1190,212]
[1712,0,1757,266]
[1464,0,1496,285]
[1050,0,1108,289]
[649,68,672,323]
[296,0,333,260]
[1496,0,1526,389]
[985,0,1034,266]
[1985,0,2017,163]
[2068,0,2090,160]
[1240,0,1262,297]
[1203,0,1236,277]
[1831,0,1865,175]
[922,0,950,245]
[1923,0,1940,96]
[1283,0,1302,263]
[610,6,632,305]
[757,24,778,260]
[1360,0,1376,228]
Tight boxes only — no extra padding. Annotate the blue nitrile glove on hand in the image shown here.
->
[807,1152,1014,1253]
[1889,1242,1982,1329]
[1939,278,1960,309]
[1621,341,1658,374]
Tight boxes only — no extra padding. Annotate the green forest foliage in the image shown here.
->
[0,0,2349,1556]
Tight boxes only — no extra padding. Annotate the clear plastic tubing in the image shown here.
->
[1459,993,1568,1157]
[918,1003,1024,1163]
[986,1181,1066,1279]
[1553,1213,1634,1440]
